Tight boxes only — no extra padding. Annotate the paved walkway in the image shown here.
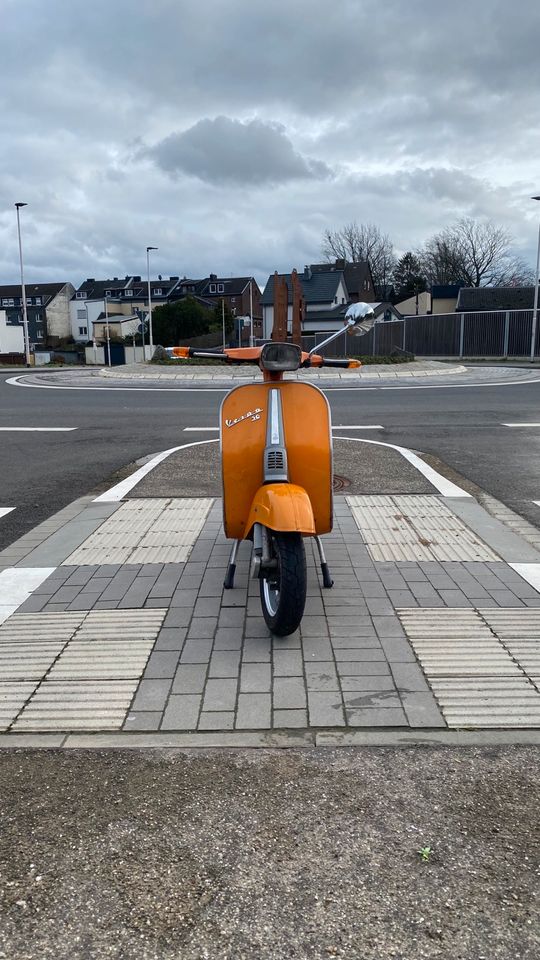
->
[2,440,540,742]
[99,359,466,380]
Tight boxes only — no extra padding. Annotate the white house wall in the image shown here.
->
[46,284,74,340]
[0,311,24,353]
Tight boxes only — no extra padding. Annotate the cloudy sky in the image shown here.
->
[1,0,539,289]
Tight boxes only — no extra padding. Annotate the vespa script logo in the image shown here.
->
[225,407,263,428]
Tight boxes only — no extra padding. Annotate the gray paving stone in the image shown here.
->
[273,709,308,728]
[180,640,213,664]
[400,692,446,728]
[333,648,386,662]
[169,588,199,607]
[198,712,235,730]
[244,618,271,638]
[187,617,218,639]
[15,595,49,613]
[172,664,208,694]
[217,608,245,628]
[302,637,334,661]
[117,577,157,608]
[272,649,303,675]
[161,695,201,730]
[220,587,248,608]
[330,634,379,649]
[307,692,345,727]
[93,600,120,609]
[346,706,407,726]
[213,627,243,650]
[99,572,138,602]
[390,663,431,693]
[236,693,271,729]
[131,679,172,712]
[63,567,99,587]
[364,598,396,616]
[373,616,406,638]
[486,590,524,607]
[438,590,472,607]
[66,596,100,611]
[144,652,179,680]
[193,597,222,617]
[153,628,186,651]
[209,651,242,678]
[271,630,301,649]
[46,585,81,603]
[77,577,112,594]
[123,712,161,731]
[242,638,271,662]
[203,679,238,711]
[273,677,307,710]
[304,662,339,691]
[343,691,402,710]
[339,676,397,692]
[336,661,391,677]
[163,607,192,628]
[300,616,329,637]
[379,636,416,664]
[240,662,271,692]
[386,590,418,607]
[41,602,70,611]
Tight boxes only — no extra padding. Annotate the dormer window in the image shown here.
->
[152,288,162,296]
[209,283,216,293]
[2,298,14,306]
[217,283,224,293]
[105,290,112,297]
[76,291,87,299]
[125,289,133,297]
[35,296,41,305]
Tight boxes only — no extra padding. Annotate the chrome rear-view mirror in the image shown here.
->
[345,301,376,336]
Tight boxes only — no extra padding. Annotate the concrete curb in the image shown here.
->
[98,361,467,382]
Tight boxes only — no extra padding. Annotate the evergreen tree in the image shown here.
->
[152,296,212,345]
[392,252,427,302]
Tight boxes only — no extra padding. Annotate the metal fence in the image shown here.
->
[301,309,539,359]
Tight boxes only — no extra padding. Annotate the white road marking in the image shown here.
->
[334,436,471,498]
[502,422,540,427]
[183,427,219,432]
[0,427,77,432]
[509,563,540,593]
[0,508,15,519]
[0,567,56,625]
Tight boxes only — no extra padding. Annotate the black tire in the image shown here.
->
[260,532,307,636]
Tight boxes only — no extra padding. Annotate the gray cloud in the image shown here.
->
[1,0,539,285]
[147,117,332,185]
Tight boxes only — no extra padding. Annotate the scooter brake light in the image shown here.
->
[260,342,301,371]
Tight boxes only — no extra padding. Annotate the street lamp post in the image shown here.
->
[249,278,254,346]
[530,196,540,362]
[15,202,31,367]
[146,246,158,357]
[104,293,111,367]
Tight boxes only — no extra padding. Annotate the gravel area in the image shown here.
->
[1,746,539,959]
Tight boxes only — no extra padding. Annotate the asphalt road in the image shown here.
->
[2,366,540,551]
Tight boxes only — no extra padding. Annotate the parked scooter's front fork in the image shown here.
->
[223,530,333,591]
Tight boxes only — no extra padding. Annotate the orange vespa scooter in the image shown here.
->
[168,304,375,636]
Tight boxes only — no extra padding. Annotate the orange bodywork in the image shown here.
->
[220,381,332,540]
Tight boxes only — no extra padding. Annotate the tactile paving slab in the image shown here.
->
[398,607,540,728]
[347,495,501,562]
[63,498,213,565]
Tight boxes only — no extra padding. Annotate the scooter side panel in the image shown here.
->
[220,381,332,540]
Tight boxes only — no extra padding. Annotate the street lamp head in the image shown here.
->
[146,246,158,252]
[15,202,28,209]
[533,196,540,202]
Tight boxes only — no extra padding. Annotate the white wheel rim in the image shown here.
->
[262,576,280,616]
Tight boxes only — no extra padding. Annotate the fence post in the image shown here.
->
[402,317,406,352]
[372,322,376,357]
[459,314,465,358]
[503,311,510,358]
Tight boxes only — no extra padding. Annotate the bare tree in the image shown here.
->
[420,218,534,287]
[322,222,396,295]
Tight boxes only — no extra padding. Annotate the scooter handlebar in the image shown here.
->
[166,346,361,370]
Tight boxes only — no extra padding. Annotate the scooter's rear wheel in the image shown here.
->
[260,532,307,637]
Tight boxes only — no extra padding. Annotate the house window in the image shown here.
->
[77,309,86,319]
[125,289,133,297]
[35,296,41,305]
[152,288,162,296]
[76,291,87,299]
[105,290,112,297]
[2,298,14,306]
[209,284,216,293]
[342,297,345,304]
[217,283,224,293]
[36,330,43,339]
[334,296,338,303]
[78,325,87,336]
[231,298,236,304]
